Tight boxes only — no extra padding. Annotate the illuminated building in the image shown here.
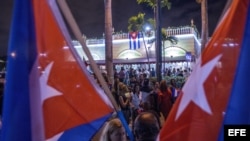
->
[73,26,201,70]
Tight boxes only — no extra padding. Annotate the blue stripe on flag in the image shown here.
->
[59,114,111,141]
[137,33,140,49]
[129,33,132,49]
[133,39,136,50]
[218,2,250,141]
[1,0,37,140]
[129,32,140,50]
[117,111,134,141]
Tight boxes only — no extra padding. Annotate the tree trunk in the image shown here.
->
[200,0,209,53]
[156,0,162,82]
[141,32,151,71]
[104,0,113,84]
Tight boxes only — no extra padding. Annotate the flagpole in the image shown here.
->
[56,1,134,140]
[56,0,118,110]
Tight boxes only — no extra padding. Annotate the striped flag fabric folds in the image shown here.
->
[129,31,141,50]
[158,0,250,141]
[1,0,114,140]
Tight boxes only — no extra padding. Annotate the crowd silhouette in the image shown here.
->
[97,66,190,141]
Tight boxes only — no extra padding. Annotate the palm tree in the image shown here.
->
[161,28,178,71]
[137,0,171,8]
[196,0,208,53]
[128,13,151,70]
[127,13,178,76]
[136,0,171,81]
[128,13,145,32]
[104,0,113,84]
[137,0,171,22]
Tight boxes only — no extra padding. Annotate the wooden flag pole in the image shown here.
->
[56,1,135,140]
[56,0,119,110]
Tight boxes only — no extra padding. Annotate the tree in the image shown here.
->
[128,13,145,32]
[137,0,171,82]
[196,0,208,53]
[128,13,151,70]
[104,0,113,84]
[136,0,171,26]
[137,0,171,13]
[161,28,178,44]
[127,13,178,77]
[161,28,178,71]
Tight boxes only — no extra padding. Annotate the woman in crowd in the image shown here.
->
[158,80,173,120]
[143,81,160,116]
[100,118,127,141]
[131,83,143,126]
[118,83,131,124]
[170,78,180,103]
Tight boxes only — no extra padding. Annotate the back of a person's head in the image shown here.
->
[134,112,160,141]
[159,80,168,92]
[100,118,126,141]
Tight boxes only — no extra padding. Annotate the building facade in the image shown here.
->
[73,26,200,70]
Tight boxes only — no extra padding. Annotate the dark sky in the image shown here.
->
[0,0,228,58]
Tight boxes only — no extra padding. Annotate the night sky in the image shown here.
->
[0,0,228,58]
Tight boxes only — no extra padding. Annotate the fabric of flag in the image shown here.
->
[1,0,114,141]
[158,0,250,141]
[129,31,141,50]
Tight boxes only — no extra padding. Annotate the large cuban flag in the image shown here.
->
[129,31,141,50]
[1,0,114,140]
[158,0,250,141]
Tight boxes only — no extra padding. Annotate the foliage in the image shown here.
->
[134,0,172,31]
[127,13,178,45]
[162,28,178,44]
[147,18,155,29]
[196,0,202,3]
[137,0,171,10]
[128,13,145,32]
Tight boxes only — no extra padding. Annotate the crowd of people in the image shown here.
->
[99,111,160,141]
[98,66,191,141]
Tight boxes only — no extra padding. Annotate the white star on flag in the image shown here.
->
[175,54,222,120]
[40,62,62,103]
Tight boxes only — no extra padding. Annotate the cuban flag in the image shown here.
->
[129,31,141,50]
[158,0,250,141]
[1,0,114,140]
